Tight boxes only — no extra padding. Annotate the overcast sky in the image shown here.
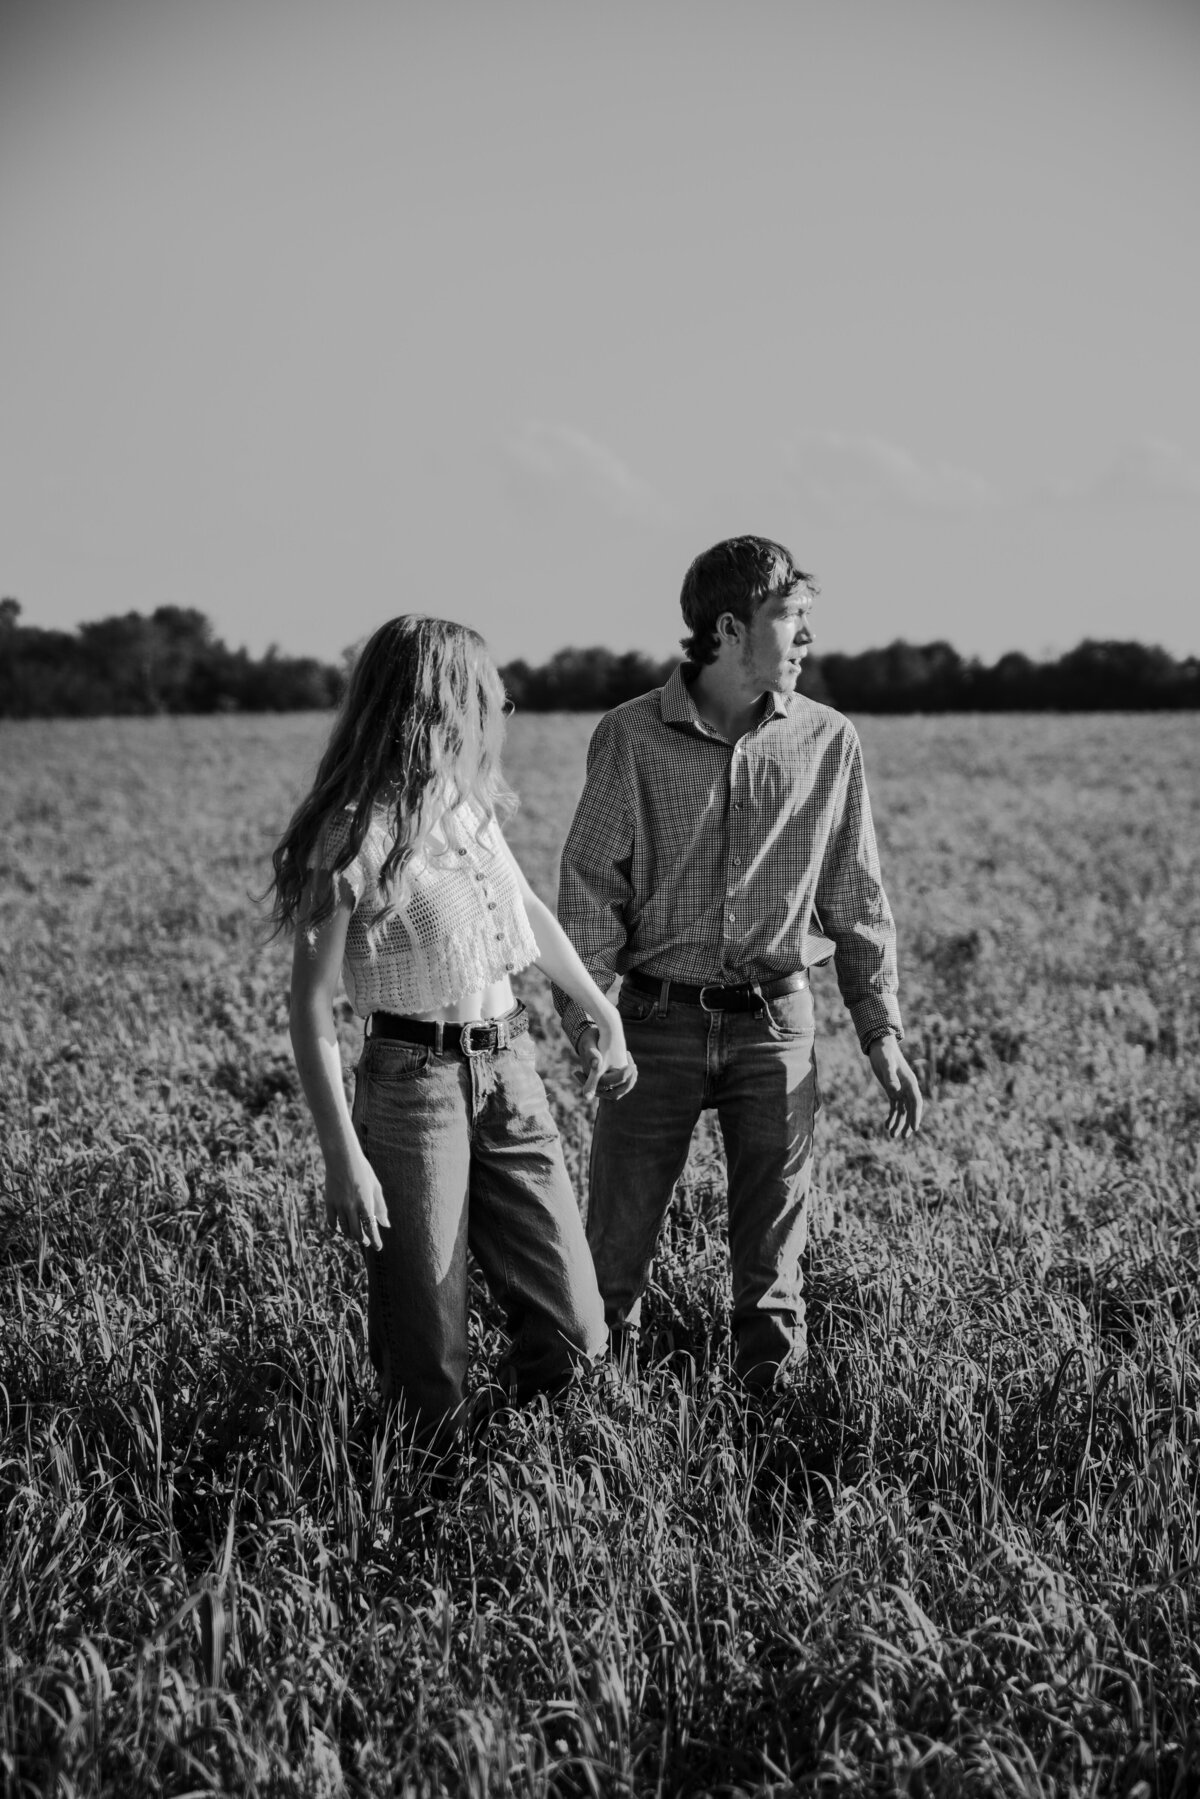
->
[2,0,1198,665]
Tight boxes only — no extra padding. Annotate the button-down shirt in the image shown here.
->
[553,664,904,1052]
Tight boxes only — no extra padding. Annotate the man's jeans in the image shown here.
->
[351,1012,606,1445]
[587,981,820,1386]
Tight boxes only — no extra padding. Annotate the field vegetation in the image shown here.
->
[1,710,1198,1796]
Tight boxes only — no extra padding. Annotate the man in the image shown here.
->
[553,535,922,1389]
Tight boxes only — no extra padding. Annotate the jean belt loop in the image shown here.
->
[749,979,765,1012]
[433,1019,444,1056]
[657,978,670,1020]
[496,1013,509,1051]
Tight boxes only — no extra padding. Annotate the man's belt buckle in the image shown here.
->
[459,1021,492,1058]
[700,980,765,1013]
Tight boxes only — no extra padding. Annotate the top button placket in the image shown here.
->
[470,848,512,970]
[725,742,748,948]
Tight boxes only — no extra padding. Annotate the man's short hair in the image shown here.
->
[679,536,817,669]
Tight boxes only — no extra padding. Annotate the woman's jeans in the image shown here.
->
[587,981,820,1388]
[351,1009,606,1447]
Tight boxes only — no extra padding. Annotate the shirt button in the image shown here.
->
[505,962,514,972]
[733,803,742,811]
[488,902,497,911]
[733,856,741,866]
[495,931,503,940]
[727,912,735,924]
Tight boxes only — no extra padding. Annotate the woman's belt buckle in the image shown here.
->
[459,1020,493,1058]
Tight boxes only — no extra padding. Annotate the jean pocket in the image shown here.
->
[617,984,658,1024]
[762,988,816,1039]
[362,1039,432,1083]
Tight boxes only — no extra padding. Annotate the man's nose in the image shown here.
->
[796,620,814,646]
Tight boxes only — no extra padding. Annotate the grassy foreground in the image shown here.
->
[1,710,1198,1798]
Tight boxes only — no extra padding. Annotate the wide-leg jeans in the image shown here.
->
[351,1012,606,1445]
[587,981,820,1386]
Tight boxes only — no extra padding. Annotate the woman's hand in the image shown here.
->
[574,1009,638,1101]
[324,1151,390,1252]
[499,861,638,1100]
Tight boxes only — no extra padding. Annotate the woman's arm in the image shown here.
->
[502,843,637,1101]
[289,885,389,1249]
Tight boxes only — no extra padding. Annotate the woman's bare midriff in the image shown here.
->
[407,976,517,1026]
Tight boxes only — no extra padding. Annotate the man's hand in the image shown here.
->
[867,1035,923,1138]
[574,1023,638,1102]
[324,1153,390,1251]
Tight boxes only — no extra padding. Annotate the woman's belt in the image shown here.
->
[368,1003,528,1058]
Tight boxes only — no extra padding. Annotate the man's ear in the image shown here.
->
[715,611,742,646]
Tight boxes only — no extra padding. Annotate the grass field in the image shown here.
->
[2,709,1198,1797]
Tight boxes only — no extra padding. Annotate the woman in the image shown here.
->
[270,615,633,1464]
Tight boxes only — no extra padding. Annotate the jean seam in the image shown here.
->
[471,1167,517,1324]
[704,1012,721,1107]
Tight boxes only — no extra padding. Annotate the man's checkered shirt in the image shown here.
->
[552,665,905,1053]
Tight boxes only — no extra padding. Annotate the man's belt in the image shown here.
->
[368,1004,528,1058]
[622,968,808,1013]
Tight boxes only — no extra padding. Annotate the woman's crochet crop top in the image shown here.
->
[314,801,540,1017]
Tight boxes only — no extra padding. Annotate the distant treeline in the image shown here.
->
[0,599,341,717]
[2,599,1197,717]
[500,639,1200,712]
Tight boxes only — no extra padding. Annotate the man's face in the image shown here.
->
[738,584,815,694]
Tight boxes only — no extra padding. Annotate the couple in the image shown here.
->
[270,535,923,1467]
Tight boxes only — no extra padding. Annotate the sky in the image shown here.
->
[2,0,1199,667]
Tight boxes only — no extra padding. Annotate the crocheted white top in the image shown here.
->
[315,802,540,1017]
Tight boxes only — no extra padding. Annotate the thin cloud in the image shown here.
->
[503,421,669,522]
[784,432,1002,518]
[1050,437,1200,506]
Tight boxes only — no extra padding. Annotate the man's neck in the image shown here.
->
[687,663,771,743]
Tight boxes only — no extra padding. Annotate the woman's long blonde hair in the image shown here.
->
[269,615,515,935]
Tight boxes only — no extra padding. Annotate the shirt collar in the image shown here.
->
[660,663,791,735]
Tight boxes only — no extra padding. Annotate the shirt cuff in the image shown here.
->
[558,997,598,1054]
[850,995,904,1053]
